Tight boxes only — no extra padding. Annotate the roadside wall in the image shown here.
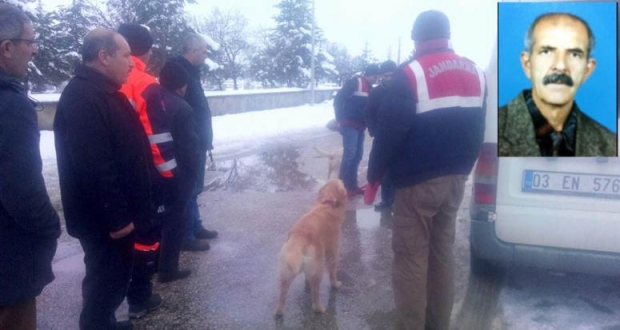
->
[35,88,338,130]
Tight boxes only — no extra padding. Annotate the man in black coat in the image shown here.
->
[365,60,397,211]
[0,4,60,329]
[54,28,155,330]
[142,60,201,283]
[169,33,218,251]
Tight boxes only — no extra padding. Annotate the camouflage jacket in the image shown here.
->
[498,91,617,157]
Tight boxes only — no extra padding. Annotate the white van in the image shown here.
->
[469,41,620,277]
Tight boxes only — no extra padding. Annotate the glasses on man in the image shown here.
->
[1,38,38,50]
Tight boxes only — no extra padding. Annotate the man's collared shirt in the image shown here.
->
[524,90,576,156]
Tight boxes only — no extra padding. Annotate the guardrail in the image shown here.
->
[34,88,338,130]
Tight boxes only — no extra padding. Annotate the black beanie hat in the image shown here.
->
[363,64,381,77]
[117,23,153,56]
[159,61,189,90]
[380,60,397,74]
[411,10,451,42]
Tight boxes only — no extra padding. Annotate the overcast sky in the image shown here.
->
[187,0,497,68]
[45,0,497,69]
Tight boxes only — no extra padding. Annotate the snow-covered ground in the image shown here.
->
[31,86,339,103]
[39,101,335,190]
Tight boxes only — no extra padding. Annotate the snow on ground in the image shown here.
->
[39,100,334,165]
[30,86,338,103]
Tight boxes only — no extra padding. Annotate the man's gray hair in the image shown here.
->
[524,12,595,59]
[182,33,206,55]
[81,28,120,63]
[0,3,31,42]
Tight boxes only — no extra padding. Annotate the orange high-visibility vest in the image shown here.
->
[120,56,175,177]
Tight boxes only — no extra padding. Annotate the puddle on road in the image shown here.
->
[205,146,316,192]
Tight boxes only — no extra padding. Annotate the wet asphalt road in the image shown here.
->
[37,123,620,329]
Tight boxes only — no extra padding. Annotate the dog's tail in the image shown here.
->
[279,241,304,277]
[313,147,333,159]
[280,238,319,275]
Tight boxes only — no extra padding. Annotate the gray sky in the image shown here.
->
[188,0,497,68]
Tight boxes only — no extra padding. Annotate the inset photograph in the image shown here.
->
[498,1,617,157]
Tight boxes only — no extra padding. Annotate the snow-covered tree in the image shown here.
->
[326,42,355,85]
[107,0,191,74]
[194,8,249,90]
[29,8,79,92]
[267,0,336,88]
[247,27,278,88]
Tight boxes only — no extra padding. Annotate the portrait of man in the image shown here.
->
[498,2,617,157]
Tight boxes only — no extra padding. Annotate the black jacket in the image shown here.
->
[0,69,60,305]
[364,82,389,137]
[54,65,156,239]
[334,76,372,130]
[170,56,213,151]
[143,84,201,202]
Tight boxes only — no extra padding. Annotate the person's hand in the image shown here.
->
[110,222,134,240]
[364,182,381,205]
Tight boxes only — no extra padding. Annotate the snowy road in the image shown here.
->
[36,101,620,329]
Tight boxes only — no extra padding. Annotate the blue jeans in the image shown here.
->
[183,151,206,243]
[381,173,395,206]
[339,126,365,190]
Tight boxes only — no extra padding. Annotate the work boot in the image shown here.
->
[180,240,210,251]
[195,227,219,240]
[128,294,163,319]
[158,269,192,284]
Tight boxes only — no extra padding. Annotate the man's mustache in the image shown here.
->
[543,73,574,87]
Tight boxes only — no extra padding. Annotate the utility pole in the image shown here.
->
[310,0,316,105]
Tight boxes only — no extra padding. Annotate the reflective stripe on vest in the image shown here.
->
[134,242,160,251]
[156,158,177,172]
[148,132,173,144]
[352,77,370,97]
[407,59,485,114]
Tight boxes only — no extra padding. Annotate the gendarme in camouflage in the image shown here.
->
[499,91,617,157]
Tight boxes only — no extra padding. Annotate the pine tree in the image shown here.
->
[268,0,335,88]
[352,41,378,73]
[134,0,190,74]
[29,8,78,92]
[326,42,354,85]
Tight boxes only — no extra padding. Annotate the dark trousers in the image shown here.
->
[159,200,189,276]
[79,233,134,330]
[381,173,395,206]
[184,152,206,243]
[127,248,156,306]
[339,125,365,190]
[0,299,36,330]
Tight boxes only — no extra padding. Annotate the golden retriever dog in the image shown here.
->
[275,179,348,316]
[313,147,343,180]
